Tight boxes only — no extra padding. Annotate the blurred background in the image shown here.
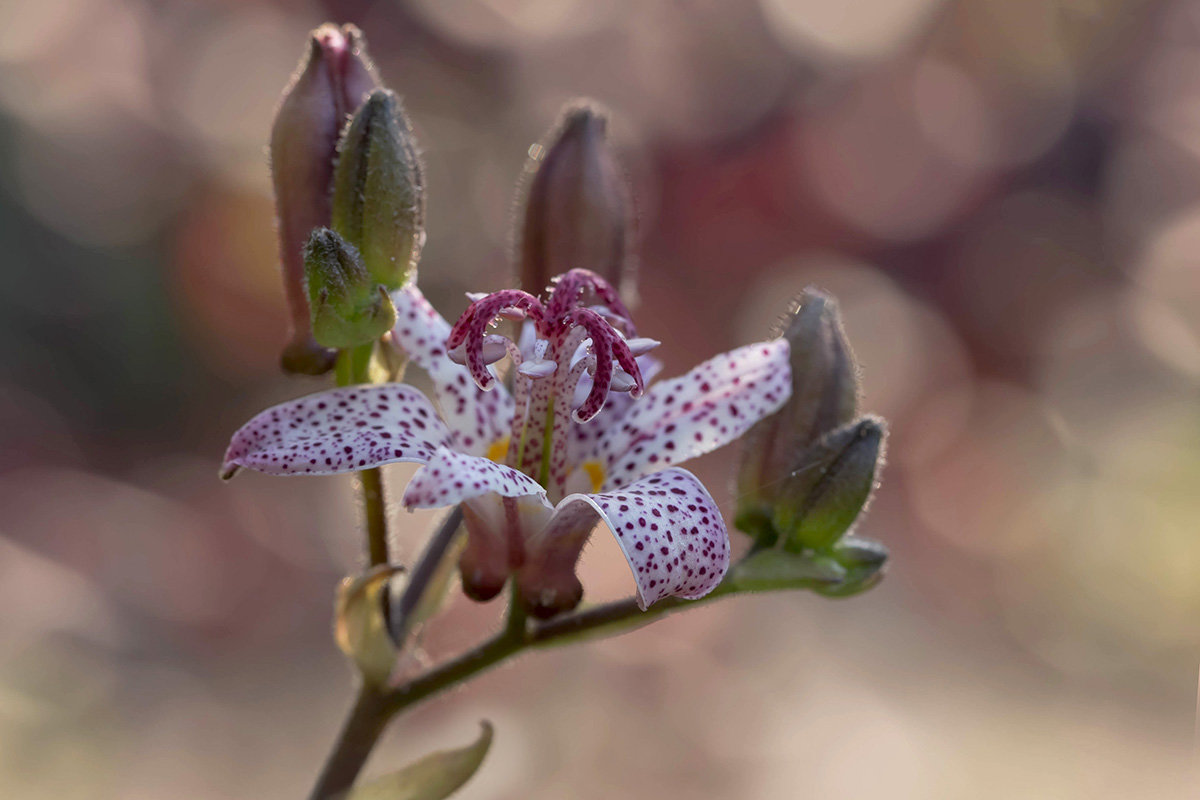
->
[2,0,1200,797]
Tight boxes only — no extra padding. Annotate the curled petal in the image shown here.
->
[222,385,448,478]
[391,286,514,456]
[522,468,730,611]
[595,340,790,490]
[402,447,550,509]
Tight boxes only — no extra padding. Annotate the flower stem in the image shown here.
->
[307,579,747,799]
[359,468,389,568]
[306,684,390,800]
[389,506,464,645]
[337,343,391,568]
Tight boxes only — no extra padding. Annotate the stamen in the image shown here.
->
[546,269,636,333]
[445,270,648,493]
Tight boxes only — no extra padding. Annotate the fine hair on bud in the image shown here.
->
[513,99,636,303]
[272,23,381,374]
[331,88,426,291]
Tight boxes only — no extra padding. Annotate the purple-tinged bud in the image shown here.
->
[735,289,860,540]
[331,89,425,290]
[517,101,634,303]
[271,23,380,374]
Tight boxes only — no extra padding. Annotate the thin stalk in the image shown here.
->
[389,506,464,644]
[306,684,389,800]
[358,468,389,568]
[307,582,751,799]
[337,343,390,568]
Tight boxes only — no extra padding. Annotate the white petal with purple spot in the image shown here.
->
[390,286,514,456]
[594,340,790,489]
[402,446,550,509]
[548,468,730,609]
[222,385,449,477]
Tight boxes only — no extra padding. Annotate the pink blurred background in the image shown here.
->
[3,0,1200,797]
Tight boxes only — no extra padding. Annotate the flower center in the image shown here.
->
[448,269,648,499]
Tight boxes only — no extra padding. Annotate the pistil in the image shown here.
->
[447,269,647,500]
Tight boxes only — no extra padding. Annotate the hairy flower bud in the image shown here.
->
[772,417,886,552]
[331,89,425,290]
[735,289,860,539]
[272,23,380,374]
[305,228,396,349]
[517,101,634,301]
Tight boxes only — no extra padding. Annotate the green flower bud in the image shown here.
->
[517,101,634,301]
[813,536,889,598]
[331,89,425,290]
[773,417,886,552]
[736,289,861,536]
[305,228,396,349]
[271,24,380,375]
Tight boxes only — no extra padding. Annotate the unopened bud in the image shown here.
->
[772,417,886,552]
[736,290,860,534]
[305,228,396,348]
[335,565,403,686]
[271,23,380,374]
[813,536,889,597]
[331,89,425,290]
[518,101,633,301]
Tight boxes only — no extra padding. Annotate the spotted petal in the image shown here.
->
[530,468,730,610]
[593,340,790,490]
[402,446,549,509]
[391,286,514,456]
[222,385,449,478]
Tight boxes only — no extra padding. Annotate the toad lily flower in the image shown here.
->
[222,270,791,617]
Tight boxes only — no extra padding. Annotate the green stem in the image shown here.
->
[337,343,390,568]
[359,468,389,568]
[306,684,389,800]
[307,581,747,799]
[390,506,464,643]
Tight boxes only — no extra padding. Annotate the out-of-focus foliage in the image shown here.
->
[1,0,1199,798]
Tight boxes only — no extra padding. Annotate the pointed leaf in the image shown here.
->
[338,722,493,800]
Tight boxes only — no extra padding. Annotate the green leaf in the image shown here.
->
[338,722,493,800]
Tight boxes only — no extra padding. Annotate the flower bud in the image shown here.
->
[305,228,396,349]
[735,290,860,538]
[271,24,380,374]
[772,417,886,552]
[517,101,634,301]
[331,89,425,290]
[335,565,403,686]
[812,535,888,597]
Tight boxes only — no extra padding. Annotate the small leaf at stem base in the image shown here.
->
[336,721,493,800]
